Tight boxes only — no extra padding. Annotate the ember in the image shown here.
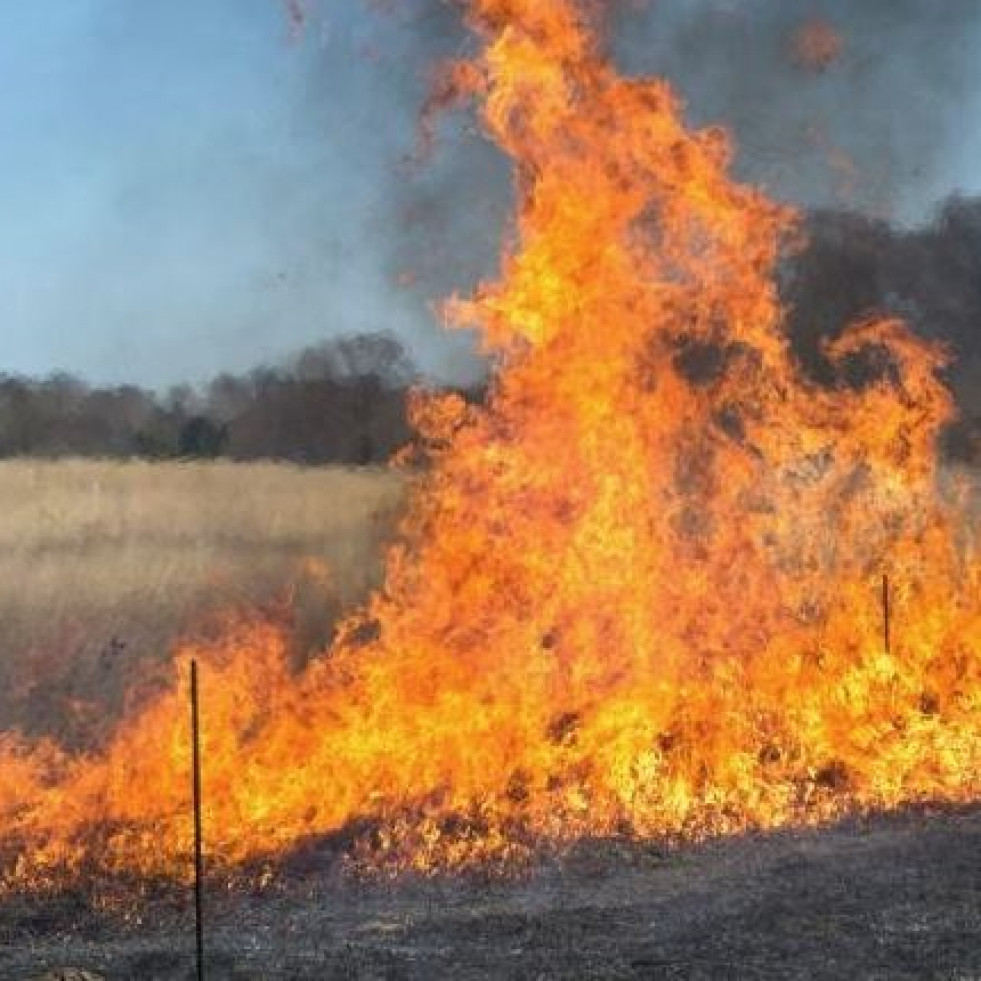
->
[790,18,845,73]
[3,0,980,892]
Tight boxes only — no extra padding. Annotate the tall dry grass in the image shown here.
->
[0,459,404,744]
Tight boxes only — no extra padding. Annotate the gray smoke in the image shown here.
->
[7,2,979,389]
[375,0,981,285]
[608,2,981,440]
[612,1,981,223]
[785,198,981,437]
[320,0,509,383]
[357,0,981,396]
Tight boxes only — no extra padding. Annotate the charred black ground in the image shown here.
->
[3,805,980,979]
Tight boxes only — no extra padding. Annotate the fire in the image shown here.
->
[4,0,981,889]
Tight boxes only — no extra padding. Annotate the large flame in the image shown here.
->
[4,0,981,888]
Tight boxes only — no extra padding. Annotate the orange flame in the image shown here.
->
[3,0,981,888]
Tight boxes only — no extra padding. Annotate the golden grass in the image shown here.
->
[0,459,404,743]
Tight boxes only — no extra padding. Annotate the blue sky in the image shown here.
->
[0,1,483,386]
[3,1,981,387]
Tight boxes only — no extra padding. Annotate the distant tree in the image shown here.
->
[132,406,182,458]
[206,372,253,424]
[178,415,227,458]
[0,376,41,455]
[0,330,426,464]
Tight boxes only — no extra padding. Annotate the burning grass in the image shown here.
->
[0,459,403,746]
[5,0,981,898]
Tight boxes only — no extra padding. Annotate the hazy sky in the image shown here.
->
[3,1,981,387]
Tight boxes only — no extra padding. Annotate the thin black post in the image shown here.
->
[882,574,891,655]
[191,659,205,981]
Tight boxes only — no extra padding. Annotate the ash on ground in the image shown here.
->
[3,807,980,980]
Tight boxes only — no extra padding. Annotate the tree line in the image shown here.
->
[0,333,419,465]
[5,198,981,466]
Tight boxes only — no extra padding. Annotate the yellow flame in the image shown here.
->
[3,0,981,889]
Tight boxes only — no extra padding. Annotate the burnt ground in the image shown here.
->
[2,807,980,980]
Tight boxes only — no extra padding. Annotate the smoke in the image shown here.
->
[785,198,981,444]
[311,0,510,382]
[6,2,980,390]
[612,1,981,223]
[354,1,981,389]
[640,0,981,445]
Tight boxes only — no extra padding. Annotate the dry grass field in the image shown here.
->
[0,459,404,745]
[5,462,981,980]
